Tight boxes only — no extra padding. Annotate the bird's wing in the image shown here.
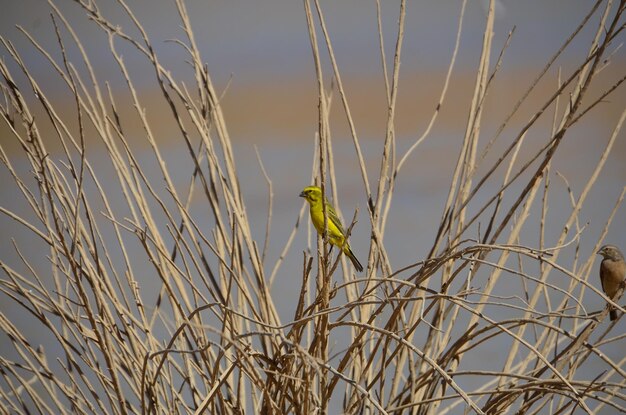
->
[324,201,346,236]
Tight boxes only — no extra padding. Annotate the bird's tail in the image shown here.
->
[610,308,618,321]
[343,245,363,272]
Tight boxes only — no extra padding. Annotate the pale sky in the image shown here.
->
[0,1,609,87]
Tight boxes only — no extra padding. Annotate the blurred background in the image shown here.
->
[0,1,625,412]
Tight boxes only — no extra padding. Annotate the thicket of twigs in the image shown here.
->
[1,0,625,414]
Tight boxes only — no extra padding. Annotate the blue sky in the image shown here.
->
[0,1,611,87]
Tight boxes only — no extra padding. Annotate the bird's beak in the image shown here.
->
[299,191,306,198]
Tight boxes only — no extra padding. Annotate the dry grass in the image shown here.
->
[0,0,625,414]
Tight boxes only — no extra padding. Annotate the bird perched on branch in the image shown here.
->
[597,244,625,321]
[299,186,363,272]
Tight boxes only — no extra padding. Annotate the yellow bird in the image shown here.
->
[299,186,363,272]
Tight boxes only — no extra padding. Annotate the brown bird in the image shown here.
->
[597,244,626,321]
